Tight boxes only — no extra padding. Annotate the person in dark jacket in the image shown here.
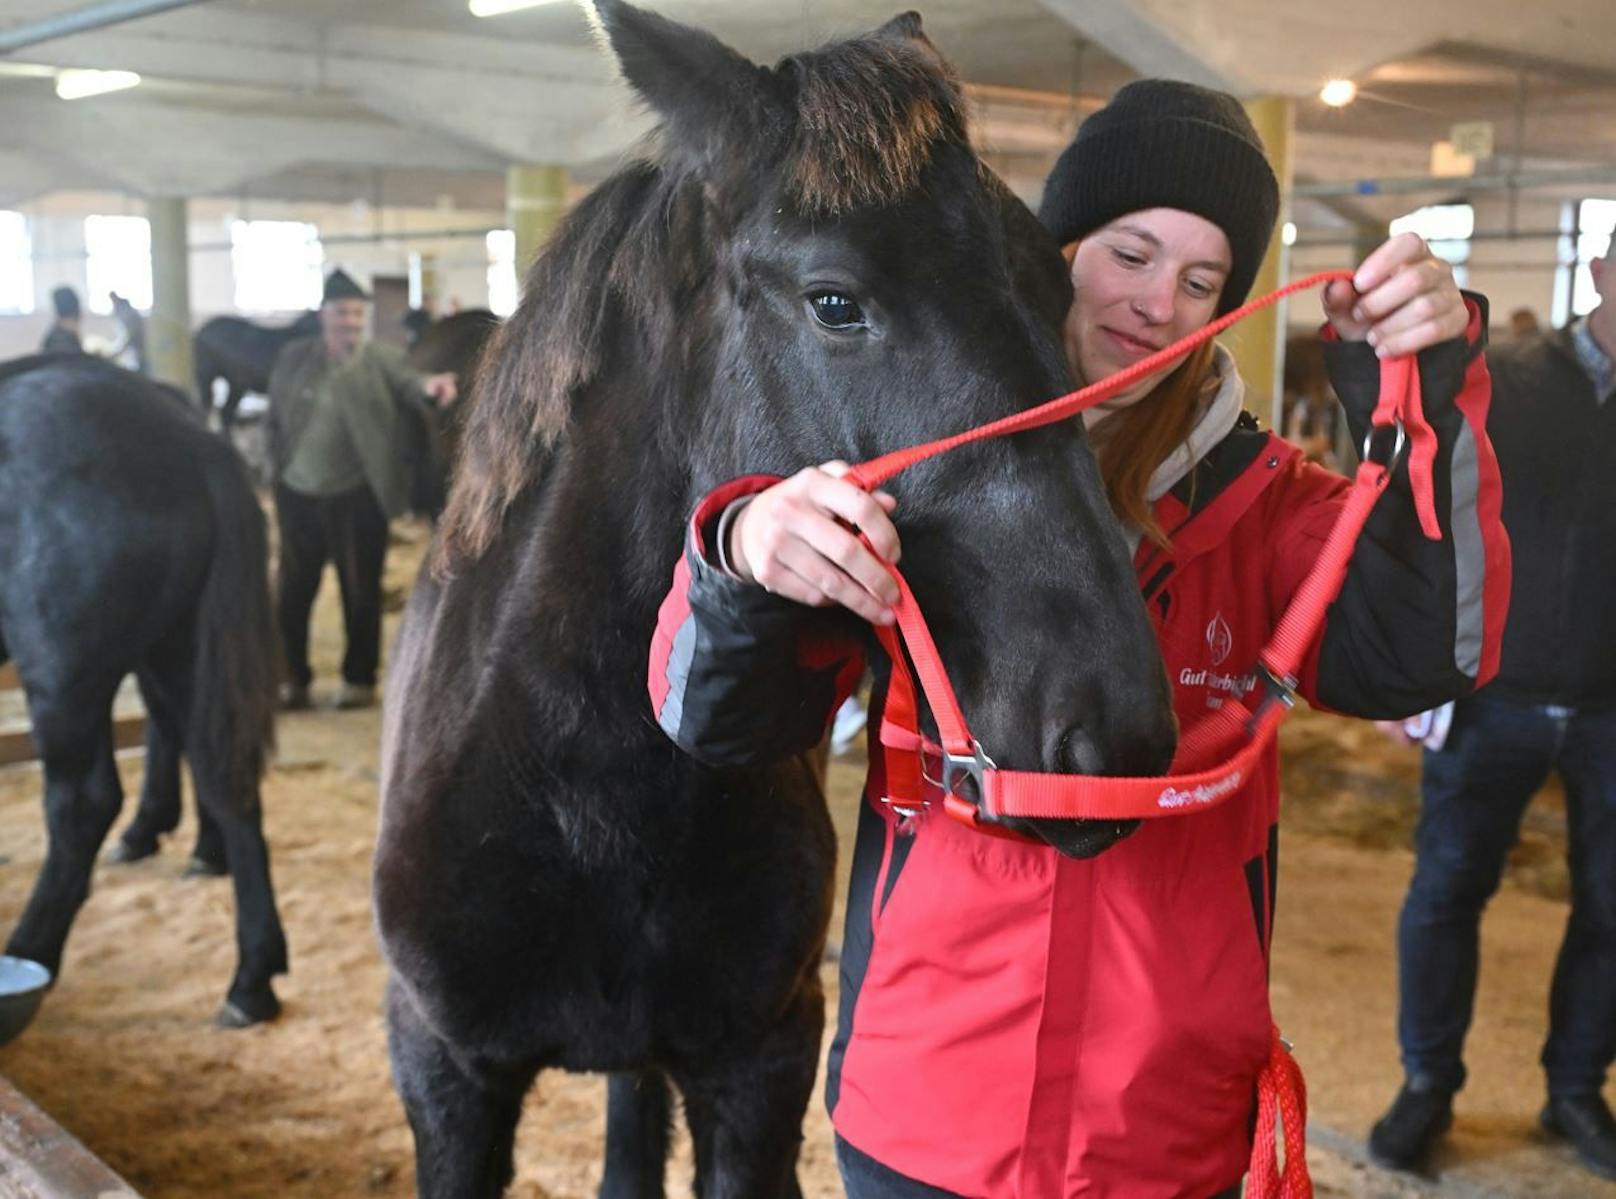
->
[648,81,1511,1197]
[1369,237,1616,1181]
[40,286,85,355]
[267,268,457,712]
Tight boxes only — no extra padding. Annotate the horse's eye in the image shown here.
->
[808,291,867,331]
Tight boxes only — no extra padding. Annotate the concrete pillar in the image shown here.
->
[409,251,439,313]
[506,164,567,287]
[1222,96,1293,430]
[146,195,192,393]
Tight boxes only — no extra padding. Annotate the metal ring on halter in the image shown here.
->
[941,741,998,805]
[1361,420,1408,471]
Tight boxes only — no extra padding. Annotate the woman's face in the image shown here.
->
[1062,208,1232,424]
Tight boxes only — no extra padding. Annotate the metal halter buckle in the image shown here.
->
[940,740,997,805]
[1246,662,1297,734]
[1361,419,1407,471]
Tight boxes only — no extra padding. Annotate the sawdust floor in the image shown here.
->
[0,520,1606,1198]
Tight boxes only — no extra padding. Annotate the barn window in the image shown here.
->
[1565,198,1615,323]
[0,212,33,315]
[231,219,324,313]
[84,214,152,314]
[1390,203,1473,289]
[487,228,517,317]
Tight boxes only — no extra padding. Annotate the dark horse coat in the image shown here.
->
[194,309,320,431]
[374,4,1175,1198]
[0,356,287,1027]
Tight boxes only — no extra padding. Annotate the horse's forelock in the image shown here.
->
[436,28,972,572]
[782,33,967,216]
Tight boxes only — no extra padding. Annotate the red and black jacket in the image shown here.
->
[648,297,1508,1197]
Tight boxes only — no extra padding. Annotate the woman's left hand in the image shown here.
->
[423,372,459,407]
[1322,231,1469,357]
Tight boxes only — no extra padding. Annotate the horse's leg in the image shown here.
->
[601,1072,673,1199]
[6,701,121,976]
[386,977,538,1199]
[107,670,184,863]
[192,765,285,1025]
[156,651,285,1025]
[183,802,229,878]
[220,381,243,434]
[677,980,823,1199]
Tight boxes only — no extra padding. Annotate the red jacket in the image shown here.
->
[648,303,1508,1196]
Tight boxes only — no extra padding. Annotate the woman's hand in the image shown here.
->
[728,462,903,625]
[1323,231,1469,357]
[423,372,458,407]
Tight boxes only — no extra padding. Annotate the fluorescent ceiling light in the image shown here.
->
[55,68,141,100]
[1318,79,1357,108]
[469,0,569,15]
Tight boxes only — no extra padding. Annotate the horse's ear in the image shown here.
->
[589,0,780,146]
[877,11,926,41]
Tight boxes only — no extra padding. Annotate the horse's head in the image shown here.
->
[457,2,1177,857]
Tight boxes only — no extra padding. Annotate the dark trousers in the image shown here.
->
[834,1136,1242,1198]
[1397,694,1616,1097]
[274,482,389,689]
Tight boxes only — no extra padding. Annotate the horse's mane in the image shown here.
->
[436,25,967,567]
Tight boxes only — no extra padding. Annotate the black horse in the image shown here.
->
[404,308,501,518]
[0,356,288,1027]
[374,4,1175,1196]
[193,310,320,431]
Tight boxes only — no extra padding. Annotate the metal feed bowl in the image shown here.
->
[0,957,51,1046]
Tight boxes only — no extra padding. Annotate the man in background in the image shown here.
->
[267,268,457,711]
[40,286,84,354]
[1371,238,1616,1182]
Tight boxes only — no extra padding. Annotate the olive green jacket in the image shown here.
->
[267,337,432,519]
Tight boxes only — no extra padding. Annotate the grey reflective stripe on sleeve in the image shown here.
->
[1449,422,1484,679]
[658,613,700,738]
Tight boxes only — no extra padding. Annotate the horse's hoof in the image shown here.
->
[182,856,228,879]
[216,991,279,1028]
[105,838,158,865]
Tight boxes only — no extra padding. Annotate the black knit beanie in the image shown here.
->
[1038,79,1280,315]
[321,268,370,304]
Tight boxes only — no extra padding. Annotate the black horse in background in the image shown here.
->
[404,308,500,518]
[193,309,319,431]
[0,356,288,1027]
[374,4,1175,1196]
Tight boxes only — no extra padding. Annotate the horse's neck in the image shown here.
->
[504,371,696,664]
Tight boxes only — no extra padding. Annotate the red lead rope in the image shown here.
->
[844,270,1442,1199]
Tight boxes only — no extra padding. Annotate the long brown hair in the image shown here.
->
[1088,339,1218,550]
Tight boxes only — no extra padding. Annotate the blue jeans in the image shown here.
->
[834,1135,1243,1198]
[1396,694,1616,1097]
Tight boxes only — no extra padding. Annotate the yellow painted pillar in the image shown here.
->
[1223,96,1293,429]
[147,195,193,393]
[506,164,567,288]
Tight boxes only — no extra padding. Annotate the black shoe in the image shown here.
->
[1541,1094,1616,1181]
[1368,1082,1454,1171]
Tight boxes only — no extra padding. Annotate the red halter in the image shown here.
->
[844,270,1441,1199]
[845,270,1438,832]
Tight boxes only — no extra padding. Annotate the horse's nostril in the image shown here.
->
[1056,726,1105,775]
[1053,719,1177,777]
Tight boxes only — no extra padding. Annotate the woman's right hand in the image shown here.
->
[728,462,903,625]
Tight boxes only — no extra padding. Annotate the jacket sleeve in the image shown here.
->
[265,340,302,476]
[1275,292,1511,718]
[648,476,868,767]
[373,344,434,411]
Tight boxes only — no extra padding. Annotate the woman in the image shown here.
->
[649,80,1509,1197]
